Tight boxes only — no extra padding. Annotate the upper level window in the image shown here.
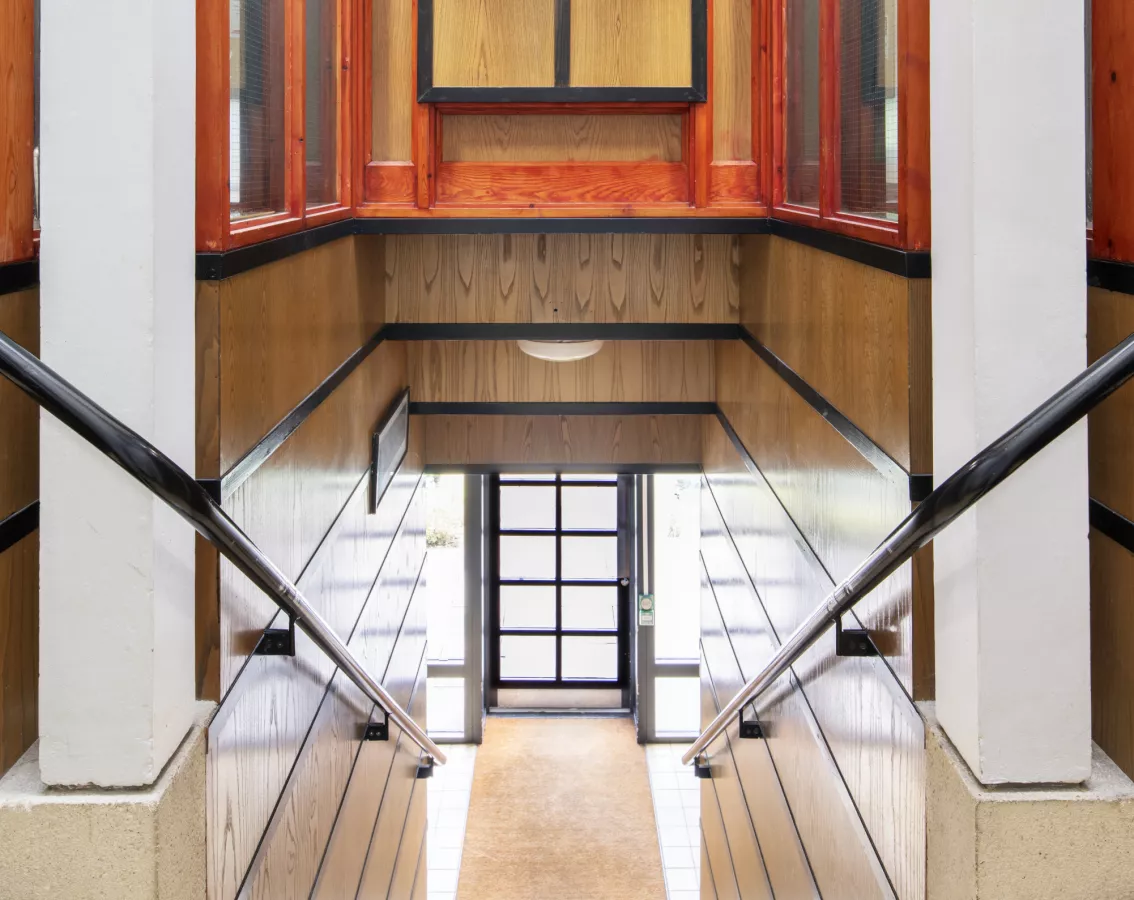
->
[229,0,287,220]
[305,0,339,207]
[784,0,821,208]
[838,0,899,222]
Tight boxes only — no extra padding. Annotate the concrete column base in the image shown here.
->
[0,702,212,899]
[923,702,1134,900]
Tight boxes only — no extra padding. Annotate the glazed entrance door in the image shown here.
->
[487,474,631,709]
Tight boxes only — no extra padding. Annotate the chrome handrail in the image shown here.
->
[684,332,1134,766]
[0,331,446,767]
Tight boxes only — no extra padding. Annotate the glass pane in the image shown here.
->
[501,473,556,482]
[785,0,821,208]
[500,536,556,580]
[655,677,701,736]
[562,636,618,680]
[654,475,701,663]
[305,0,339,206]
[230,0,288,219]
[838,0,898,221]
[561,473,617,482]
[500,636,557,680]
[562,486,617,531]
[562,536,618,581]
[500,485,556,531]
[562,586,618,631]
[427,678,465,736]
[1086,0,1093,227]
[426,475,465,664]
[500,585,557,630]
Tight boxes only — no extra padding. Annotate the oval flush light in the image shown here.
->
[517,340,605,363]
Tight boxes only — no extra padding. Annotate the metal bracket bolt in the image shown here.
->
[835,616,878,658]
[255,617,296,657]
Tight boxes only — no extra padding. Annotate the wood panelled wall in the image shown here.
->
[703,235,931,900]
[0,286,38,778]
[197,236,426,900]
[1087,286,1134,780]
[385,234,740,324]
[408,341,715,403]
[441,115,685,163]
[423,414,704,468]
[739,234,934,694]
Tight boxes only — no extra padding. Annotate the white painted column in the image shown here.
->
[38,0,197,787]
[930,0,1091,784]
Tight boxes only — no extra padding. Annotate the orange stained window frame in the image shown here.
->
[1,0,36,265]
[1091,0,1134,264]
[196,0,355,253]
[771,0,928,250]
[195,0,931,249]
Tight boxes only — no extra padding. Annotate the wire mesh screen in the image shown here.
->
[230,0,287,220]
[305,0,339,207]
[785,0,821,208]
[838,0,898,221]
[1086,0,1092,227]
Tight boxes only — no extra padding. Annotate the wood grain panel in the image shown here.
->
[442,115,683,162]
[570,0,692,88]
[700,742,741,900]
[218,342,411,694]
[244,579,428,900]
[311,652,427,900]
[740,235,917,470]
[1088,287,1134,521]
[0,532,37,777]
[387,774,428,899]
[435,161,690,206]
[713,0,753,161]
[1090,528,1134,780]
[206,477,425,900]
[715,341,914,686]
[701,836,719,899]
[408,340,714,403]
[0,287,39,521]
[354,728,425,896]
[701,600,819,900]
[385,234,741,324]
[433,0,555,88]
[702,424,925,900]
[422,414,703,467]
[410,837,428,900]
[213,235,386,471]
[372,0,414,161]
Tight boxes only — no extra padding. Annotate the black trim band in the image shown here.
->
[425,463,702,474]
[738,329,911,486]
[769,219,931,279]
[0,501,39,554]
[0,260,39,296]
[554,0,571,88]
[221,328,388,499]
[1089,258,1134,297]
[195,219,356,281]
[195,217,935,281]
[385,323,742,342]
[410,401,717,416]
[1090,498,1134,555]
[418,86,707,103]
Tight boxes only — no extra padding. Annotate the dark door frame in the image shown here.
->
[486,473,634,708]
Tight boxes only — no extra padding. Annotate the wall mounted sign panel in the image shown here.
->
[418,0,708,103]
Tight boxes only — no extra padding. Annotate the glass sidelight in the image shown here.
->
[488,474,631,707]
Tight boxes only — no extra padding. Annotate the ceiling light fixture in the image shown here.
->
[517,340,605,363]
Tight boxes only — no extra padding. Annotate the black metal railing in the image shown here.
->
[685,331,1134,765]
[0,331,445,766]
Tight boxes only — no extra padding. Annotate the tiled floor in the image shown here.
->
[427,744,478,900]
[646,743,702,900]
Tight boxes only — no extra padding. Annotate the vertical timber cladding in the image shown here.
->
[1087,285,1134,781]
[422,0,705,100]
[0,286,39,779]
